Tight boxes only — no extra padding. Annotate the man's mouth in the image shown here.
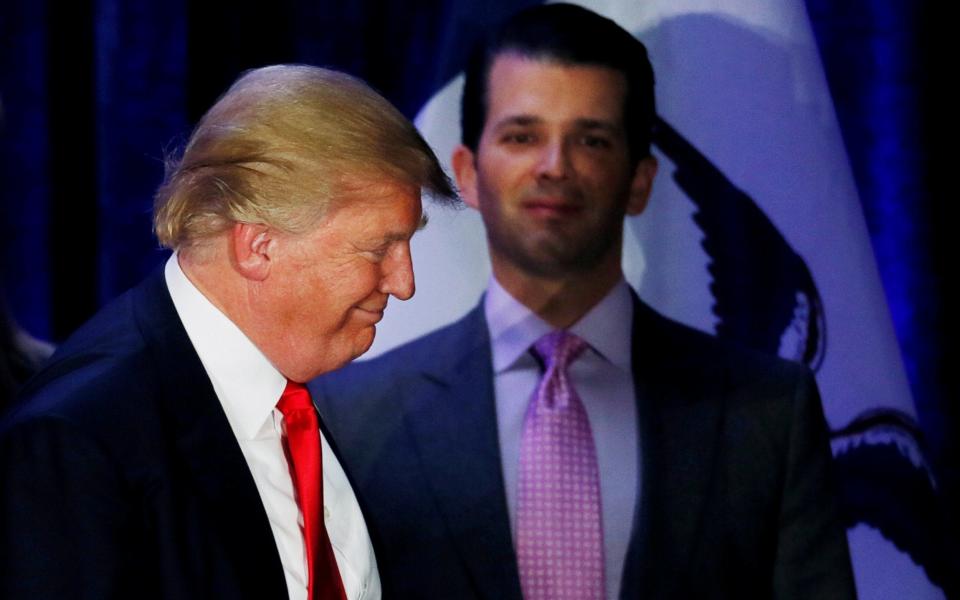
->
[354,305,386,323]
[522,196,583,218]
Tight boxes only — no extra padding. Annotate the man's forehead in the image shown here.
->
[487,52,627,84]
[330,177,419,208]
[484,54,628,127]
[320,178,423,225]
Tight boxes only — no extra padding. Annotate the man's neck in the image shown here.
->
[177,246,250,333]
[491,257,623,329]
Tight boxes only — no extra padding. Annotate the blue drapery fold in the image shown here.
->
[804,0,954,497]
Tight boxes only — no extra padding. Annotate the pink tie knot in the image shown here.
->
[533,330,588,372]
[531,331,588,412]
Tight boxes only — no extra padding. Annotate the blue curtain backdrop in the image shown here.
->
[1,0,954,553]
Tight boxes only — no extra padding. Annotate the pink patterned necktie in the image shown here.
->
[516,331,605,600]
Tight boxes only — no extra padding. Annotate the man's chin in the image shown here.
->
[352,326,377,359]
[297,328,376,380]
[506,248,600,279]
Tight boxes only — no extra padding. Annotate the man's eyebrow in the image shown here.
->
[491,114,543,130]
[574,118,621,133]
[380,212,428,242]
[491,115,621,134]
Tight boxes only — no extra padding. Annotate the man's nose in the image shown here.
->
[535,138,571,180]
[380,243,415,301]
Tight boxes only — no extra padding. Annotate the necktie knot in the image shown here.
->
[277,380,314,415]
[533,330,587,372]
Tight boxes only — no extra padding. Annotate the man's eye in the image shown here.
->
[364,245,390,261]
[580,135,612,149]
[503,132,535,144]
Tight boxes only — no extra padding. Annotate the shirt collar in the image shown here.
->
[484,276,634,373]
[165,254,287,440]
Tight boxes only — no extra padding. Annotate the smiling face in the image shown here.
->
[454,54,655,288]
[255,180,423,381]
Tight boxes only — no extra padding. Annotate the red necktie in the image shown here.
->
[277,380,347,600]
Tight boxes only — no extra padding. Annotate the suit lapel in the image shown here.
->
[622,297,725,598]
[133,269,288,596]
[401,307,524,600]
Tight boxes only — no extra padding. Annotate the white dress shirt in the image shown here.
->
[165,255,381,600]
[485,277,640,600]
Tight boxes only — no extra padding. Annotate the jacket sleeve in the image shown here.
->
[772,371,857,600]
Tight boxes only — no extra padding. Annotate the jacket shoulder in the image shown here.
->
[315,306,485,400]
[1,281,169,462]
[635,299,812,388]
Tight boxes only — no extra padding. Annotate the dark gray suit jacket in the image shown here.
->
[313,298,855,599]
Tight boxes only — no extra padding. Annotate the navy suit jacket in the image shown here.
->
[313,298,855,599]
[0,269,290,598]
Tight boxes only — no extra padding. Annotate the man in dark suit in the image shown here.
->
[0,65,454,598]
[313,5,855,599]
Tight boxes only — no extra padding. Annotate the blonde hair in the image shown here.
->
[153,64,455,249]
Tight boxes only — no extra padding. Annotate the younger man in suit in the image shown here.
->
[314,5,855,599]
[0,65,454,599]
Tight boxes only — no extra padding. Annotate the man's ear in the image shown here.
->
[451,144,480,210]
[626,156,658,216]
[231,222,273,282]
